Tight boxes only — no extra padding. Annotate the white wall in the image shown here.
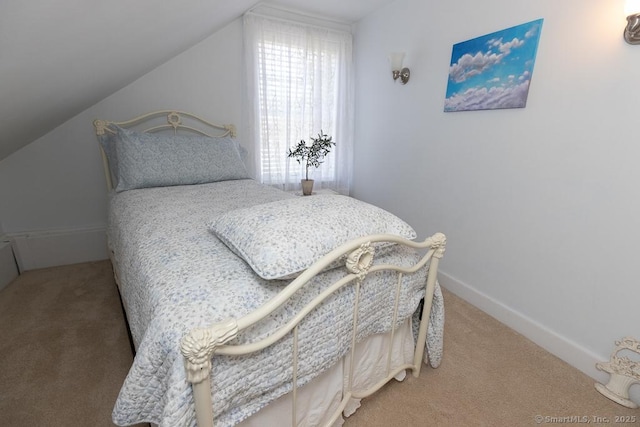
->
[353,0,640,399]
[0,18,246,269]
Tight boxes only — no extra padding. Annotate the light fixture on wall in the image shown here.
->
[624,0,640,44]
[388,52,410,84]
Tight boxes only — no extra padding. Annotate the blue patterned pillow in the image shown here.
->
[112,126,249,192]
[209,195,417,280]
[97,129,121,188]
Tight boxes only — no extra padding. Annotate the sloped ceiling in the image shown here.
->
[0,0,393,162]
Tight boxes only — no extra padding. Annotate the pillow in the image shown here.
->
[209,195,417,280]
[97,128,120,188]
[111,126,249,192]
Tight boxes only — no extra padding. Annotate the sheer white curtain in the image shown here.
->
[243,10,354,194]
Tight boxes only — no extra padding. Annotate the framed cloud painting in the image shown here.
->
[444,19,543,112]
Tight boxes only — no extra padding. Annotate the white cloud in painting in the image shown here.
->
[448,37,525,83]
[525,28,538,38]
[497,37,524,55]
[444,80,531,111]
[518,71,530,81]
[449,51,504,83]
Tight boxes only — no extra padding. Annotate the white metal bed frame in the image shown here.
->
[93,111,446,427]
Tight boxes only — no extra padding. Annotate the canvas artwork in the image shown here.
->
[444,19,544,112]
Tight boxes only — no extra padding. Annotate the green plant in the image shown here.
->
[287,131,335,181]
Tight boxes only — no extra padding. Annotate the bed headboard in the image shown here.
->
[93,110,236,139]
[92,110,238,191]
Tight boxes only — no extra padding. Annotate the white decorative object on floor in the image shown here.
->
[595,336,640,409]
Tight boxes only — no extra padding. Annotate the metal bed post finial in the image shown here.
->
[430,232,447,259]
[181,319,238,382]
[181,319,238,427]
[93,119,109,136]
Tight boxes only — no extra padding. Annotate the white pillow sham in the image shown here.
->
[208,195,417,280]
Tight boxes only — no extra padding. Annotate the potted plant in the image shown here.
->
[287,131,335,195]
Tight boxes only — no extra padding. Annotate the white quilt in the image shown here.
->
[108,179,444,427]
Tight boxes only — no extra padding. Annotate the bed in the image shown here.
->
[93,111,446,427]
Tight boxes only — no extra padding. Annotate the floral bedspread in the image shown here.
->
[108,179,444,427]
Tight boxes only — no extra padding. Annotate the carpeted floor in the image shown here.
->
[0,261,145,427]
[0,260,637,426]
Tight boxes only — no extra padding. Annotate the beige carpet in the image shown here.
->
[0,261,146,427]
[0,260,637,426]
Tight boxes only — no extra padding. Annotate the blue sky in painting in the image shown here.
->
[444,19,543,112]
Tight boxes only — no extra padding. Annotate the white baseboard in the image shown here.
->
[437,270,634,397]
[8,226,108,272]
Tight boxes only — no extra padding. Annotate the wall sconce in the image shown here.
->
[624,0,640,44]
[388,52,410,84]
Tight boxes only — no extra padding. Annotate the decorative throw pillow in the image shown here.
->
[111,126,249,192]
[208,195,417,280]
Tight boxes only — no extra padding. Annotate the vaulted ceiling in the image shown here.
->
[0,0,393,162]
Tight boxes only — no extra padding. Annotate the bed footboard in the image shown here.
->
[180,232,446,427]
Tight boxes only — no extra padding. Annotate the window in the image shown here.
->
[244,10,354,193]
